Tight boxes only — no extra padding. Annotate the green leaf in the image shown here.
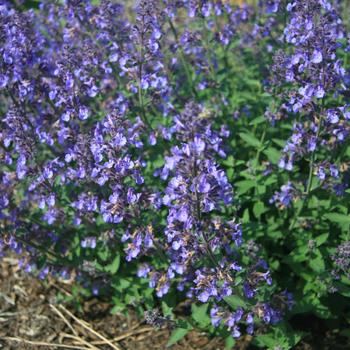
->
[166,328,190,347]
[288,246,308,263]
[104,254,120,274]
[253,323,303,350]
[98,247,110,261]
[268,230,283,239]
[236,180,255,195]
[253,201,267,219]
[263,147,280,164]
[227,168,234,181]
[254,334,279,349]
[23,0,40,9]
[249,116,266,125]
[176,319,193,330]
[338,285,350,298]
[191,303,210,328]
[113,278,131,291]
[224,295,247,309]
[272,138,286,148]
[222,155,234,167]
[313,302,332,319]
[257,184,266,195]
[225,336,236,349]
[242,208,250,224]
[110,303,125,314]
[309,250,325,273]
[239,132,262,148]
[315,233,329,247]
[162,301,174,318]
[324,213,350,224]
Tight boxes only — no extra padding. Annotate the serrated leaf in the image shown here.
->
[315,233,329,247]
[289,246,308,263]
[166,328,190,347]
[222,155,234,167]
[110,303,125,315]
[113,278,131,291]
[162,301,174,318]
[191,303,210,328]
[104,254,120,274]
[263,147,280,164]
[309,250,325,273]
[324,213,350,224]
[254,323,303,349]
[236,180,255,195]
[239,132,261,148]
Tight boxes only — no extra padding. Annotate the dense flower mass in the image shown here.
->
[268,0,349,195]
[1,0,350,347]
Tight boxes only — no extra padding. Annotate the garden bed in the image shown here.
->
[0,255,228,350]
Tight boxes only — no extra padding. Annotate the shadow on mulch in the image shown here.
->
[0,255,228,350]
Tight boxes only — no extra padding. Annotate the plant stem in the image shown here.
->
[289,114,324,231]
[168,18,197,98]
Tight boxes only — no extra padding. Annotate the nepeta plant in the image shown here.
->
[1,0,350,348]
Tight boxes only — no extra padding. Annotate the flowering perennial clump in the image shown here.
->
[1,0,350,347]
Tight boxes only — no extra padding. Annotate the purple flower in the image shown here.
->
[137,263,151,278]
[81,237,97,249]
[210,306,222,327]
[311,50,323,64]
[79,106,90,120]
[243,282,255,298]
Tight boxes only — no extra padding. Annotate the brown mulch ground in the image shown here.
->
[0,255,230,350]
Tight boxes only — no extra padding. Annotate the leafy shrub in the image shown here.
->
[0,0,349,348]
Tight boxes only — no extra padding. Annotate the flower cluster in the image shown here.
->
[0,0,154,280]
[331,241,350,280]
[133,102,291,337]
[267,0,349,203]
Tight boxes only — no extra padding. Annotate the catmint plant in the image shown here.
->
[3,0,350,348]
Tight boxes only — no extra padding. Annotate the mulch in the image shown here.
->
[0,255,229,350]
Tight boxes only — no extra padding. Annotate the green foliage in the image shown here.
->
[166,320,193,347]
[191,303,211,328]
[253,323,304,350]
